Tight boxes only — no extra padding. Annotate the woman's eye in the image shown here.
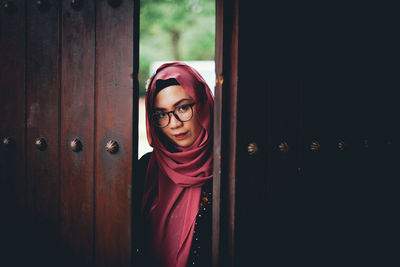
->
[177,104,189,112]
[155,112,166,118]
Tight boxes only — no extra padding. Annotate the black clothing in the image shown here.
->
[133,152,212,267]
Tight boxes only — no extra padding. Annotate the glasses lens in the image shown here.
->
[175,104,193,122]
[152,113,169,128]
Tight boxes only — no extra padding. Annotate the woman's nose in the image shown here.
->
[169,113,183,128]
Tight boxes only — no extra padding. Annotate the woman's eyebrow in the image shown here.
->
[173,98,192,107]
[154,98,192,111]
[153,98,192,111]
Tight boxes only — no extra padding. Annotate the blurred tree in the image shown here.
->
[139,0,215,96]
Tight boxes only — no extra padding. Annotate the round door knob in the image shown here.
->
[278,142,289,153]
[70,0,84,11]
[106,140,119,154]
[35,137,47,151]
[310,140,320,152]
[338,140,345,151]
[70,138,83,152]
[3,1,17,13]
[36,0,51,11]
[247,142,258,155]
[2,136,13,146]
[107,0,122,8]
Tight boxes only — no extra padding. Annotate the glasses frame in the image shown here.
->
[151,103,196,128]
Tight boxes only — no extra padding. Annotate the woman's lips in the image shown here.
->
[174,132,188,140]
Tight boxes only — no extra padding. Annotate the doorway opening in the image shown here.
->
[138,0,216,158]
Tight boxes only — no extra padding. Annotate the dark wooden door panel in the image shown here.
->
[26,0,60,265]
[0,0,26,265]
[215,1,400,266]
[95,0,135,265]
[60,1,95,266]
[1,0,139,266]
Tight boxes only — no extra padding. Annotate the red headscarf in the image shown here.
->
[142,62,214,267]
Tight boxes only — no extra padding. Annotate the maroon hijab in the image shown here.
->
[143,62,213,267]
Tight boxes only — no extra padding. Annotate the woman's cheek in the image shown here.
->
[161,128,173,141]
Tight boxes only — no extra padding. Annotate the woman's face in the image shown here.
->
[153,85,203,147]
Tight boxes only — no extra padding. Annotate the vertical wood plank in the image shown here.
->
[95,0,134,265]
[240,1,311,265]
[212,0,224,265]
[26,0,60,265]
[300,4,336,264]
[0,0,27,265]
[60,0,95,266]
[213,0,239,266]
[235,1,303,266]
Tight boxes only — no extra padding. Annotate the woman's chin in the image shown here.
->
[173,139,192,147]
[171,135,194,147]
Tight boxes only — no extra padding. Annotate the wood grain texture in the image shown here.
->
[26,0,60,265]
[60,0,95,266]
[0,0,26,265]
[212,0,223,265]
[95,0,134,265]
[212,0,239,266]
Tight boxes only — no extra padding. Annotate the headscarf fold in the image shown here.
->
[142,62,214,267]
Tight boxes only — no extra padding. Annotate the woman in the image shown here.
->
[134,62,214,267]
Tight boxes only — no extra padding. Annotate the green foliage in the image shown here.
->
[139,0,215,96]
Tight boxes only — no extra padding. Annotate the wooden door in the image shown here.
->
[0,0,139,266]
[214,0,400,266]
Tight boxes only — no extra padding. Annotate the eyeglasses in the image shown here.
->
[151,103,195,128]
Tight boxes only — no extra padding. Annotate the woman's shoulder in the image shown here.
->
[133,151,153,214]
[134,151,152,187]
[138,151,152,166]
[133,151,153,264]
